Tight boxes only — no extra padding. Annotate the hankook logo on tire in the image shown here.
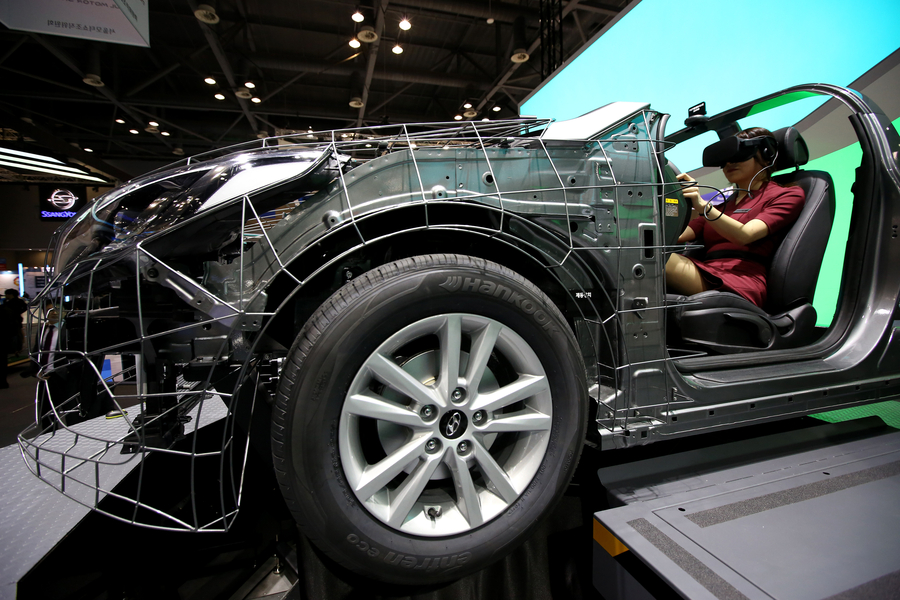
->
[438,276,560,335]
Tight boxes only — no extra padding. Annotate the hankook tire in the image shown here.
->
[272,254,587,584]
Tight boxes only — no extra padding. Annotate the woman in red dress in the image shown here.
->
[665,127,806,308]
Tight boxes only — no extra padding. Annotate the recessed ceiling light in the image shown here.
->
[214,93,225,100]
[349,38,361,48]
[204,77,216,85]
[463,102,473,109]
[454,115,463,121]
[251,97,261,103]
[365,143,372,148]
[115,118,125,124]
[399,18,411,30]
[352,10,364,22]
[392,44,403,54]
[245,81,256,89]
[129,129,139,134]
[482,118,489,122]
[148,120,159,127]
[161,131,171,136]
[492,105,502,112]
[84,148,94,152]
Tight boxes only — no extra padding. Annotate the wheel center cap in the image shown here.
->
[439,410,468,439]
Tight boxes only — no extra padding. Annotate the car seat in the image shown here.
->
[667,127,836,353]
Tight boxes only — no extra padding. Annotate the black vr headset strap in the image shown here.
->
[702,135,776,168]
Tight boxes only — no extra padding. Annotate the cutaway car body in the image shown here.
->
[19,83,900,583]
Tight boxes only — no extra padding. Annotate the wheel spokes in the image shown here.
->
[366,352,443,408]
[472,439,519,503]
[470,374,549,413]
[386,451,444,528]
[446,450,484,528]
[437,315,462,401]
[344,393,429,429]
[341,312,554,536]
[355,435,429,500]
[465,321,502,389]
[478,409,551,434]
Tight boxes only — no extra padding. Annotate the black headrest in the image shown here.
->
[701,127,810,171]
[770,127,809,172]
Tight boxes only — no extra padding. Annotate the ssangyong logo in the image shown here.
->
[49,189,78,209]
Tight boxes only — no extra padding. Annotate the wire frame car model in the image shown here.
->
[19,83,900,583]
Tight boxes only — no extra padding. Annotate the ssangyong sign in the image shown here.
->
[39,184,86,220]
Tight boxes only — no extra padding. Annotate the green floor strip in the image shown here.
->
[812,401,900,429]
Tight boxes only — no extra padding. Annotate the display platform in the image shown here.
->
[592,416,900,599]
[0,395,229,600]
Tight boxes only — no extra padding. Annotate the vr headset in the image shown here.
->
[702,135,777,168]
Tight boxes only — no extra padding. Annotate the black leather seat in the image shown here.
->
[668,127,836,353]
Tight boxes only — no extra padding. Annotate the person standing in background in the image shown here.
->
[3,289,27,354]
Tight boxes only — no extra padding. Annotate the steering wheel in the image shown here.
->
[661,160,691,245]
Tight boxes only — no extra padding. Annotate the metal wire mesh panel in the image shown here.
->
[18,113,695,530]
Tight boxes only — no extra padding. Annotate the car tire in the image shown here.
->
[271,254,587,584]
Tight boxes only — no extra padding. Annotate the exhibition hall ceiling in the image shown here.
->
[0,0,626,182]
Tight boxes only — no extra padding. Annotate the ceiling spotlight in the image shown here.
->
[511,48,530,63]
[392,44,403,54]
[365,143,372,148]
[357,25,378,43]
[161,131,171,136]
[194,4,219,24]
[251,97,262,104]
[487,17,495,24]
[129,129,139,134]
[352,10,364,23]
[399,18,411,31]
[235,87,252,99]
[481,118,490,122]
[349,38,361,48]
[148,120,159,127]
[84,148,94,152]
[245,81,256,89]
[511,16,529,63]
[349,96,364,109]
[115,118,125,124]
[463,102,473,109]
[454,115,463,121]
[204,77,216,85]
[82,73,104,87]
[214,93,225,100]
[492,105,502,112]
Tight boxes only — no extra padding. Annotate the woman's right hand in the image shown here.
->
[676,173,703,208]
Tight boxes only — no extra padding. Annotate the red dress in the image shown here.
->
[687,181,805,307]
